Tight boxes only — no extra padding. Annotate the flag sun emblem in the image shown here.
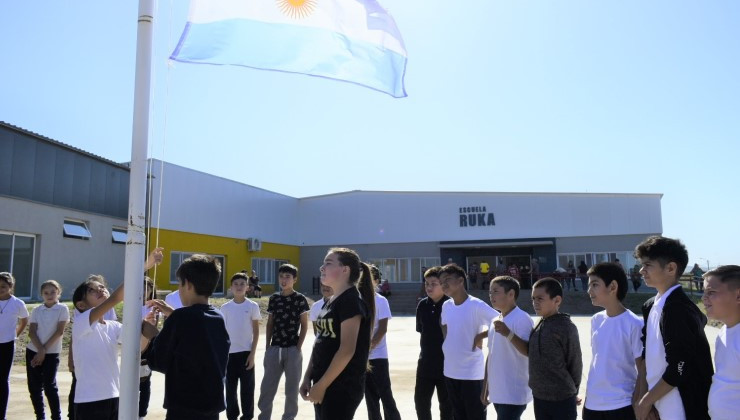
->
[277,0,317,19]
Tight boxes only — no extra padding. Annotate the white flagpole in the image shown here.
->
[120,1,155,419]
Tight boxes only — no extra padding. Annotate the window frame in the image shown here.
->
[63,219,92,240]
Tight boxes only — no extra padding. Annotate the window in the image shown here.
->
[251,258,289,287]
[63,219,91,239]
[556,251,637,274]
[111,228,127,244]
[0,231,35,299]
[169,251,226,295]
[367,257,441,283]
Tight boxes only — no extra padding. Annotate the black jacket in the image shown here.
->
[641,287,713,420]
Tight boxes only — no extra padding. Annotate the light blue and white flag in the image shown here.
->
[171,0,408,97]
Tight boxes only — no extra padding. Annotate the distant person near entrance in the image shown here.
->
[480,261,491,289]
[631,264,642,292]
[469,263,480,290]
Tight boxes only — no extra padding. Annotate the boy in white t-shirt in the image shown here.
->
[364,265,401,420]
[309,284,333,336]
[440,264,498,420]
[583,263,642,420]
[27,280,70,420]
[481,276,533,420]
[221,272,262,420]
[701,265,740,420]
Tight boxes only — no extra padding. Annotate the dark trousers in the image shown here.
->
[0,341,14,420]
[444,377,486,420]
[414,374,452,420]
[533,396,577,420]
[494,403,527,420]
[74,397,118,420]
[226,351,255,420]
[26,349,62,420]
[313,375,365,420]
[166,412,219,420]
[582,405,636,420]
[67,373,76,420]
[139,375,152,417]
[364,358,401,420]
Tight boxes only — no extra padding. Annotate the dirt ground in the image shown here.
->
[6,315,722,420]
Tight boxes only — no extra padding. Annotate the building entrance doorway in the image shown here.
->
[466,254,534,289]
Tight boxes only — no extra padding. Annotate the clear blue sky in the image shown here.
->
[1,1,738,268]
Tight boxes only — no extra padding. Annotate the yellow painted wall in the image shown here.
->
[146,229,300,295]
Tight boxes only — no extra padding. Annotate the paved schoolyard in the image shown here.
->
[7,316,722,420]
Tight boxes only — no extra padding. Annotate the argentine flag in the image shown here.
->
[171,0,408,97]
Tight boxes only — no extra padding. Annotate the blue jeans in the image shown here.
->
[494,403,527,420]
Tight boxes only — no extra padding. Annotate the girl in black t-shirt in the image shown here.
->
[300,247,375,420]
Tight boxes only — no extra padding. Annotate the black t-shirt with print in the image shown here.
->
[310,287,370,385]
[267,291,310,347]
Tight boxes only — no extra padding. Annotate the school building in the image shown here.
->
[1,121,663,300]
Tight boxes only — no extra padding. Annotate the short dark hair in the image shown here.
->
[176,254,222,297]
[532,277,563,299]
[0,272,14,289]
[424,266,442,279]
[491,276,521,299]
[440,264,467,281]
[231,272,250,283]
[704,265,740,290]
[634,236,689,280]
[587,262,628,301]
[278,263,298,278]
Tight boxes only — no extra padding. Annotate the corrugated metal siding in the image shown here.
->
[0,125,129,218]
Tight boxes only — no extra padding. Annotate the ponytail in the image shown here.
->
[358,262,376,338]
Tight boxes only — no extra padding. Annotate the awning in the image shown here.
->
[438,240,553,249]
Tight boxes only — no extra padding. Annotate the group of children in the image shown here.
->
[413,235,738,420]
[0,235,737,420]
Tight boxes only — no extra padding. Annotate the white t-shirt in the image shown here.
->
[487,306,533,405]
[221,299,262,353]
[585,309,643,410]
[73,307,117,321]
[27,303,70,354]
[369,294,392,360]
[646,284,685,420]
[165,290,183,309]
[0,296,29,343]
[441,295,498,380]
[708,323,740,420]
[309,299,326,323]
[72,309,123,403]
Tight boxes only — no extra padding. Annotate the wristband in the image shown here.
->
[507,330,515,341]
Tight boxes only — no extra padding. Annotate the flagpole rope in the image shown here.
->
[151,0,176,284]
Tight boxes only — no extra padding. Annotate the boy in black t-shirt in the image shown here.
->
[143,254,230,420]
[257,264,309,420]
[415,266,452,420]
